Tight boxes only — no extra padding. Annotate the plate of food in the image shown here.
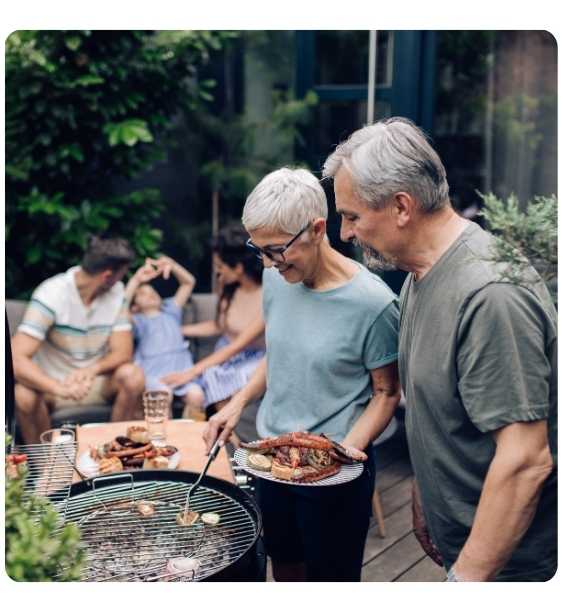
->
[233,432,365,486]
[77,425,180,477]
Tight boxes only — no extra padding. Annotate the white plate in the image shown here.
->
[233,448,364,487]
[77,450,181,478]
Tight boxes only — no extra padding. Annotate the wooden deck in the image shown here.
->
[265,423,446,582]
[361,425,446,582]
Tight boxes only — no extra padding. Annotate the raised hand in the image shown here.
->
[136,262,161,283]
[146,255,175,280]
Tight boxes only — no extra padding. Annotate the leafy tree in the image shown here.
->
[198,31,318,238]
[6,30,234,298]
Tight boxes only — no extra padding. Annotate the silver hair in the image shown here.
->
[322,117,449,212]
[242,167,328,234]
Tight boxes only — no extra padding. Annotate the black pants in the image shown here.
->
[256,446,375,581]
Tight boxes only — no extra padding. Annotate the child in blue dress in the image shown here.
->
[161,224,265,420]
[125,255,205,413]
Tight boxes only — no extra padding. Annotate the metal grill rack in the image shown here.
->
[60,475,259,581]
[11,440,77,521]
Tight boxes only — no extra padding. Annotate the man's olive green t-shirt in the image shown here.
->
[399,221,557,581]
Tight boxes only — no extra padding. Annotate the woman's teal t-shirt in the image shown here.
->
[256,262,399,442]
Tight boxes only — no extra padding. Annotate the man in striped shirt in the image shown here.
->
[12,237,145,444]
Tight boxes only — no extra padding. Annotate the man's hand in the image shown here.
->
[52,380,88,402]
[202,398,245,454]
[412,479,444,566]
[62,366,97,400]
[160,367,200,388]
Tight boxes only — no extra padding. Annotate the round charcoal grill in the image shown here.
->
[58,470,263,582]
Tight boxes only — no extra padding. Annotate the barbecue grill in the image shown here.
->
[56,470,264,581]
[11,439,77,521]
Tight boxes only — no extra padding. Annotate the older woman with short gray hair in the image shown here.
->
[203,166,401,581]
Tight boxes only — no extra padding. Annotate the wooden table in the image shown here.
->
[76,419,235,483]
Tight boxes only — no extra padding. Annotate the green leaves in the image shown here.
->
[4,30,233,297]
[64,35,82,51]
[5,30,236,298]
[72,74,105,87]
[5,464,85,581]
[479,192,557,303]
[104,119,154,147]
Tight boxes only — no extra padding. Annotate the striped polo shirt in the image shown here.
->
[18,266,131,380]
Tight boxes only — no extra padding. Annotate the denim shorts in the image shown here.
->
[256,445,375,581]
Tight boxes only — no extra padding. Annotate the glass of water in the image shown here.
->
[142,390,171,447]
[40,428,76,444]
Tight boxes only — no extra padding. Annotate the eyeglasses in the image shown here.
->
[246,224,310,263]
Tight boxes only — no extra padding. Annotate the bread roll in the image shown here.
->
[248,453,272,472]
[270,459,295,481]
[143,455,169,470]
[99,456,123,474]
[127,426,151,444]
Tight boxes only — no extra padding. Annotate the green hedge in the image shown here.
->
[6,30,234,298]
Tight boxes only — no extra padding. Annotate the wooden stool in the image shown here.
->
[372,488,386,538]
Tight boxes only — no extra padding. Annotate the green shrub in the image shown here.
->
[6,30,234,298]
[479,192,557,304]
[5,437,84,581]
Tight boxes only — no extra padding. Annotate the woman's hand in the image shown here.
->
[160,367,199,388]
[202,397,245,454]
[340,444,368,462]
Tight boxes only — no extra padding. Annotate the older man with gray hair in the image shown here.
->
[323,116,557,581]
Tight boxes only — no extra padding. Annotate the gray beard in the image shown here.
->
[353,239,397,272]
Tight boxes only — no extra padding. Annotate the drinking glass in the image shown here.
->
[142,390,171,447]
[38,428,76,496]
[40,427,76,444]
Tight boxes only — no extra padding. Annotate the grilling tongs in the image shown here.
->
[182,439,222,516]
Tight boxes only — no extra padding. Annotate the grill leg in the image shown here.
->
[371,488,386,538]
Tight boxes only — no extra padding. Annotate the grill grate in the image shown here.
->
[60,477,259,581]
[12,441,77,521]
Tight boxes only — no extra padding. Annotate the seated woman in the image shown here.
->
[161,224,266,420]
[125,255,203,414]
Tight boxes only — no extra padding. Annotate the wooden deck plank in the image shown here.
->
[373,432,410,471]
[376,457,413,493]
[363,502,412,563]
[395,555,447,582]
[379,474,413,517]
[361,531,426,582]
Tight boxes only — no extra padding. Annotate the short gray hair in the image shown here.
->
[242,167,328,234]
[322,117,449,212]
